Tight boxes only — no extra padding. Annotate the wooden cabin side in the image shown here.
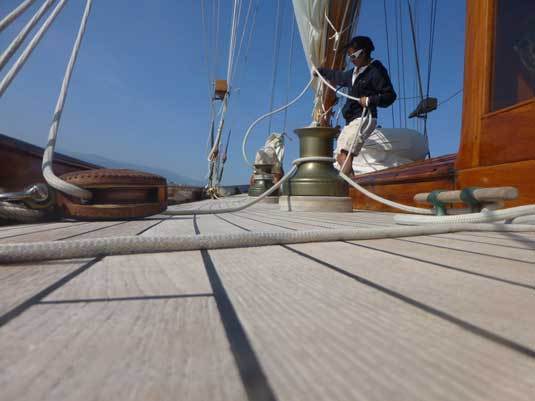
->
[455,0,535,207]
[351,0,535,212]
[0,133,101,193]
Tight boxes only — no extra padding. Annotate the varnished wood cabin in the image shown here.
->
[352,0,535,211]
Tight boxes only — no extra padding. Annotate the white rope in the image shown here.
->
[0,0,67,99]
[394,205,535,225]
[0,201,45,223]
[42,0,93,200]
[242,77,314,167]
[0,0,36,33]
[231,0,253,80]
[341,173,433,214]
[324,9,351,52]
[2,223,534,264]
[312,64,362,102]
[0,0,56,72]
[207,0,244,173]
[207,94,228,162]
[330,86,433,215]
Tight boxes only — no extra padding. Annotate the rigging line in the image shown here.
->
[394,0,402,128]
[283,13,296,134]
[323,0,353,125]
[0,0,56,73]
[199,0,215,101]
[226,0,240,85]
[208,0,241,183]
[243,2,258,65]
[0,0,67,99]
[267,0,284,135]
[0,0,37,33]
[400,0,407,128]
[231,0,253,80]
[383,0,395,128]
[438,88,463,106]
[407,0,425,102]
[217,129,232,183]
[213,0,221,86]
[228,0,243,81]
[425,0,438,98]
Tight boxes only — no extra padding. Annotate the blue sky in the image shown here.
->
[0,0,466,185]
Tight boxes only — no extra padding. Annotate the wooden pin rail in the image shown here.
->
[414,187,518,204]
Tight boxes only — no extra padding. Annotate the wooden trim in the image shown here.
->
[456,0,496,170]
[482,97,535,119]
[354,154,456,186]
[456,160,535,207]
[479,100,535,166]
[0,133,100,170]
[0,133,101,192]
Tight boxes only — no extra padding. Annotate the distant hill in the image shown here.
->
[65,151,204,186]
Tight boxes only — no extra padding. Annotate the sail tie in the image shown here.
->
[324,10,352,52]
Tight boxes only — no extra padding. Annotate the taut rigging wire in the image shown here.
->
[267,0,284,135]
[383,0,396,128]
[283,14,296,134]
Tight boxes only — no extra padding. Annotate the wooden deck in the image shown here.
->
[1,197,535,401]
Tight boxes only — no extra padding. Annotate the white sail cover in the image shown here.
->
[292,0,329,72]
[254,133,285,174]
[335,128,429,174]
[292,0,329,103]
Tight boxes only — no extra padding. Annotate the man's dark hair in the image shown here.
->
[345,36,375,56]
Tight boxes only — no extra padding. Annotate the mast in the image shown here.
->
[292,0,361,127]
[317,0,361,126]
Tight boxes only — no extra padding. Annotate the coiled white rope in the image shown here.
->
[42,0,94,201]
[2,223,534,264]
[0,0,56,72]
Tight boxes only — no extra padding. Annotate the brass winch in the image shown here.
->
[280,126,352,212]
[248,163,278,198]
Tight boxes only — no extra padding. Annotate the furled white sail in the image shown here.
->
[292,0,330,114]
[291,0,329,74]
[336,128,429,174]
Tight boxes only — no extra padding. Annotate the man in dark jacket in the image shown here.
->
[317,36,397,175]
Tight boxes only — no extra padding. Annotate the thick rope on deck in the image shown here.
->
[1,223,534,264]
[394,205,535,225]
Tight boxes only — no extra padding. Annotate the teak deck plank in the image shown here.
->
[1,197,535,400]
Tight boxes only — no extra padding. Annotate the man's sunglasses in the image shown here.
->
[349,49,364,60]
